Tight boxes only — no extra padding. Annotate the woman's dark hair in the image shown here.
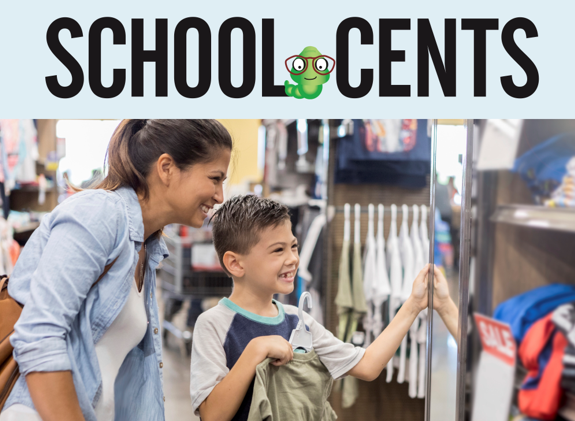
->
[92,119,232,199]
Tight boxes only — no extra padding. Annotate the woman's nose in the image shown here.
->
[214,184,224,204]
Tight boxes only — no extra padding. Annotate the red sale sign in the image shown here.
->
[474,314,516,366]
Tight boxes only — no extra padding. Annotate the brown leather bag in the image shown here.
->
[0,259,117,410]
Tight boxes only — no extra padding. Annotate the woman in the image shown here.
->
[0,119,232,421]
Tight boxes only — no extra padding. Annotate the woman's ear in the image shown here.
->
[223,251,244,278]
[156,153,175,187]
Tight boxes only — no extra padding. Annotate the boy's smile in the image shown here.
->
[237,220,299,297]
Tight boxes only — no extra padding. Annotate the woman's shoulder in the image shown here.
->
[58,189,123,211]
[47,189,125,227]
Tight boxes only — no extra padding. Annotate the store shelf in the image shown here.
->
[491,205,575,233]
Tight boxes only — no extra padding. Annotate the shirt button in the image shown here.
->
[150,292,153,299]
[163,396,166,402]
[154,328,159,334]
[159,362,163,369]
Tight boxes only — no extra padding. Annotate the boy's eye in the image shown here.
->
[292,244,299,250]
[273,248,283,253]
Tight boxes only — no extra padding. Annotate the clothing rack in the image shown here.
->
[323,120,430,421]
[332,206,427,214]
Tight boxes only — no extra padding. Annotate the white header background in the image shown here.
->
[0,0,570,118]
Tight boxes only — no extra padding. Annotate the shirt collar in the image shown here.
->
[113,187,169,262]
[114,186,144,242]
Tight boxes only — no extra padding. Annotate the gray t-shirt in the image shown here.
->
[190,298,365,420]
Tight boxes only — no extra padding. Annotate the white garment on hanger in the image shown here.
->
[420,205,430,263]
[399,205,415,302]
[372,205,390,338]
[309,288,324,326]
[386,205,403,383]
[408,319,420,398]
[397,205,415,384]
[298,214,326,284]
[362,205,377,348]
[411,205,425,279]
[417,315,428,398]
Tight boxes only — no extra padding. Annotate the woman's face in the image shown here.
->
[166,148,231,228]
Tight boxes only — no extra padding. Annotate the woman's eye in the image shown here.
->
[274,248,283,253]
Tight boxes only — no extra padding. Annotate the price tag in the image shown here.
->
[471,313,516,421]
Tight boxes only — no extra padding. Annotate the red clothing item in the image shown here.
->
[518,313,568,420]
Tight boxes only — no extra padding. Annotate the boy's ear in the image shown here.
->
[223,251,244,278]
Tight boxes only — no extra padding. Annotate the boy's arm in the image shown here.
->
[347,265,429,382]
[198,336,293,421]
[433,265,459,338]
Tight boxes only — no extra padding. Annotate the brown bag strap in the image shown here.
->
[91,257,119,289]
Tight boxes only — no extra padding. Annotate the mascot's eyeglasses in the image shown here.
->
[285,55,336,76]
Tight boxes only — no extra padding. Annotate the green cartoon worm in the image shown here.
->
[284,46,336,99]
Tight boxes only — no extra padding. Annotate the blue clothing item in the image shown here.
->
[334,119,431,187]
[512,132,575,200]
[493,284,575,344]
[4,187,169,421]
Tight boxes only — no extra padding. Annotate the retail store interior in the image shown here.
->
[0,119,573,421]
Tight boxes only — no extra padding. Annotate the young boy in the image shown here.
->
[190,195,429,421]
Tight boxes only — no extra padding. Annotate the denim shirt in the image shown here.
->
[4,187,169,421]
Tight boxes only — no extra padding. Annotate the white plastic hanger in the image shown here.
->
[289,292,313,352]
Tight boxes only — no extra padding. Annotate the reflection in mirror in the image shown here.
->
[428,120,468,421]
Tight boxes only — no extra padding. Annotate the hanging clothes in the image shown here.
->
[386,204,403,383]
[247,351,337,421]
[334,119,431,188]
[362,205,377,347]
[397,205,415,384]
[417,315,427,398]
[335,239,353,342]
[372,205,391,339]
[341,205,368,409]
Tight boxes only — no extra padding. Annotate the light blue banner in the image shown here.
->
[0,0,571,118]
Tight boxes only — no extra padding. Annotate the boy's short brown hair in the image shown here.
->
[210,195,290,275]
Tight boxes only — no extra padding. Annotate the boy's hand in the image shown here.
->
[252,335,294,366]
[405,264,430,314]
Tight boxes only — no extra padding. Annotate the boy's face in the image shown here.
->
[239,220,299,296]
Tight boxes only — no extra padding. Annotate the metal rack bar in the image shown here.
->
[425,119,438,421]
[455,120,475,421]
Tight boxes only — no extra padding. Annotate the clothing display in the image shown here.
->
[513,132,575,203]
[373,205,391,338]
[247,351,337,421]
[362,205,378,347]
[494,284,575,344]
[190,298,365,420]
[518,313,568,421]
[334,120,431,188]
[546,156,575,208]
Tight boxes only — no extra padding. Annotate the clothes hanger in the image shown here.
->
[289,291,313,353]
